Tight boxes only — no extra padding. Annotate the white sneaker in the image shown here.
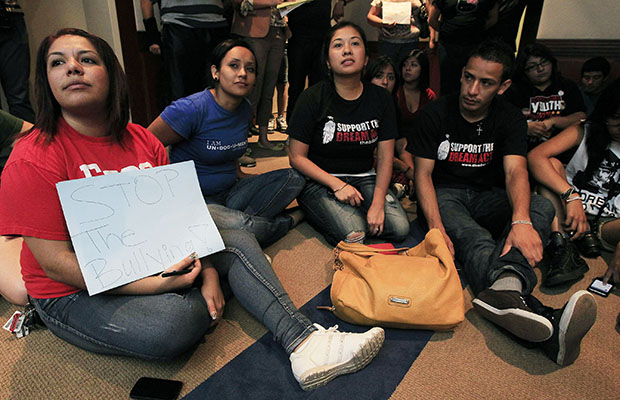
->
[268,116,276,131]
[289,324,384,391]
[276,114,288,131]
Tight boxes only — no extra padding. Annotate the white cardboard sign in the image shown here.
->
[382,1,411,25]
[56,161,224,295]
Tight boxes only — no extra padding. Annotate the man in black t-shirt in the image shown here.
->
[409,40,597,367]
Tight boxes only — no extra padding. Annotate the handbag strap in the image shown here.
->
[336,241,410,254]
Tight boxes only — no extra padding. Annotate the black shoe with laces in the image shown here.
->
[472,288,553,342]
[543,232,589,287]
[526,291,597,366]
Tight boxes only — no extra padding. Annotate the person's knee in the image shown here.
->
[531,195,555,222]
[138,294,209,359]
[286,168,306,190]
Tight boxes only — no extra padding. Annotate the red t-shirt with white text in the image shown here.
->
[0,118,169,298]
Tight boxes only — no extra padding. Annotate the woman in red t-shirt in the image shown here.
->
[0,28,384,391]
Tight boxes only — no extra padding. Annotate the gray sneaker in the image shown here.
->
[472,289,554,342]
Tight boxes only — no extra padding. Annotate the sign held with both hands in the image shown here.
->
[57,161,224,295]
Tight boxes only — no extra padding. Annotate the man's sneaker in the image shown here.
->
[290,324,384,391]
[543,232,589,287]
[239,154,256,167]
[276,114,288,131]
[472,289,553,342]
[538,290,597,366]
[249,125,260,136]
[268,116,276,131]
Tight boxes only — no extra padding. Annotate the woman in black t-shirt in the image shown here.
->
[288,21,410,245]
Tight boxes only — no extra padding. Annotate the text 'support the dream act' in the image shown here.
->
[57,161,224,295]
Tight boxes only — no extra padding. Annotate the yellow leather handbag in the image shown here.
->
[330,229,464,330]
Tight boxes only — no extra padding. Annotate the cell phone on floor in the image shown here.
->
[587,278,614,297]
[130,377,183,400]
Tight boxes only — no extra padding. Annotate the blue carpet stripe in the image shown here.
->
[183,287,434,400]
[184,220,439,399]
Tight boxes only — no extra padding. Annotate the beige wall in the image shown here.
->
[538,0,620,39]
[21,0,122,68]
[343,0,620,42]
[0,1,122,111]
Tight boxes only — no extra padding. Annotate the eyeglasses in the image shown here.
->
[524,59,551,73]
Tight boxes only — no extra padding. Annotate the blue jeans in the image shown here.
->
[298,175,410,246]
[31,229,316,360]
[205,168,305,247]
[434,187,554,295]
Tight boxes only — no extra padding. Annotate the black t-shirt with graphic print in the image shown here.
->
[503,76,585,146]
[408,93,527,190]
[288,80,398,174]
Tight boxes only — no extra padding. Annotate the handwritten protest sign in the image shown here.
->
[56,161,224,295]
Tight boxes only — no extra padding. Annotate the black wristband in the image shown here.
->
[143,17,161,47]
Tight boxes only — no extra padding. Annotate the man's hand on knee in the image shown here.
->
[501,223,543,267]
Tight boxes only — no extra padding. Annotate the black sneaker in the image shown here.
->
[239,154,256,167]
[472,289,554,342]
[538,290,597,366]
[543,232,589,287]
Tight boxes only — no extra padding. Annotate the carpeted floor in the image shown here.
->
[1,136,619,399]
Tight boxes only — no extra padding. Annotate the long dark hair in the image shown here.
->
[514,42,558,87]
[363,55,398,93]
[399,49,430,91]
[30,28,129,143]
[583,78,620,178]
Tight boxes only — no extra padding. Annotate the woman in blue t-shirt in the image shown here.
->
[149,39,304,247]
[288,21,410,245]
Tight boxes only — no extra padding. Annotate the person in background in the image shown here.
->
[366,0,425,66]
[503,43,586,162]
[285,0,353,124]
[289,21,410,245]
[139,0,230,103]
[268,47,289,132]
[486,0,528,52]
[149,39,304,248]
[427,0,498,95]
[580,56,611,118]
[0,0,35,122]
[394,49,436,195]
[364,55,412,199]
[0,109,32,306]
[528,79,620,287]
[0,28,385,391]
[231,0,287,150]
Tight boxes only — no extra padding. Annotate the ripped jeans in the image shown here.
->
[297,175,410,246]
[30,229,316,360]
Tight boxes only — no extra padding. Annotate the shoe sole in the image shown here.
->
[299,329,385,391]
[472,298,553,342]
[544,263,589,287]
[556,290,597,366]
